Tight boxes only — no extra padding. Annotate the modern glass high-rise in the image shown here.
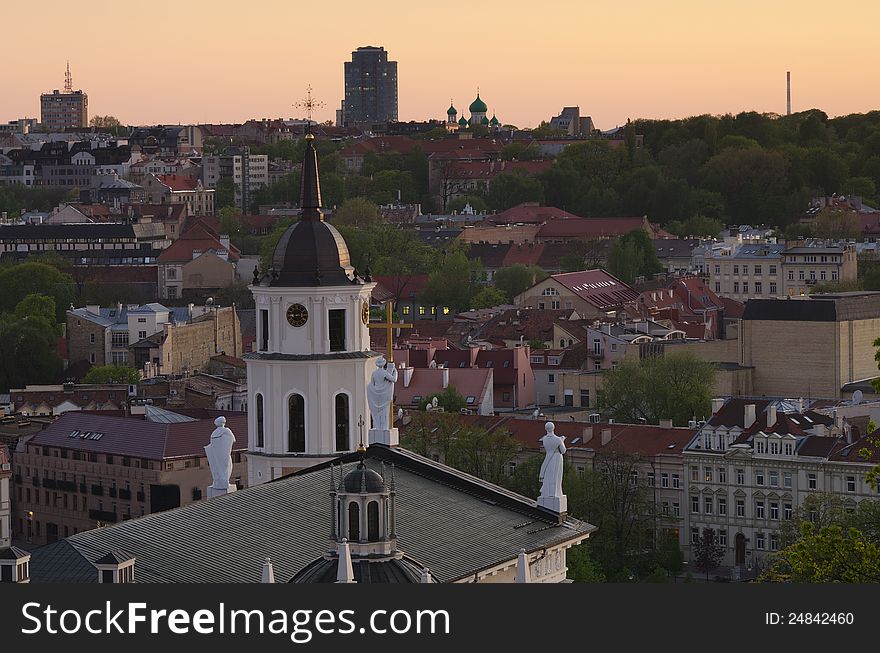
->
[343,46,398,125]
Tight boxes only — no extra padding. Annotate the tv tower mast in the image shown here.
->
[64,61,73,93]
[786,71,791,116]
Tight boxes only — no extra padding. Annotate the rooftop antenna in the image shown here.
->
[294,84,325,133]
[786,71,791,116]
[64,61,73,93]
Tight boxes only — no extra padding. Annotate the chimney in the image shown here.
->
[659,418,673,429]
[602,323,612,335]
[402,365,414,388]
[601,429,612,446]
[766,404,777,429]
[86,304,100,316]
[581,426,593,443]
[116,301,123,315]
[711,398,725,415]
[744,404,756,429]
[441,367,449,389]
[220,234,230,250]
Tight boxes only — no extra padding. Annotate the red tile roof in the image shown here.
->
[157,222,240,263]
[155,174,201,192]
[395,368,493,408]
[536,216,651,240]
[547,270,640,309]
[489,204,581,225]
[27,410,248,460]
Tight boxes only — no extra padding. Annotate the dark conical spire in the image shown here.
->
[299,133,322,221]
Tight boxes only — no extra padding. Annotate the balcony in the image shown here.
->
[108,488,117,498]
[119,489,131,501]
[88,509,117,523]
[57,480,76,492]
[14,475,21,484]
[32,477,40,487]
[42,478,56,489]
[91,484,103,496]
[79,483,87,494]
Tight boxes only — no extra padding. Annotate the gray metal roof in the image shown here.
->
[28,445,595,583]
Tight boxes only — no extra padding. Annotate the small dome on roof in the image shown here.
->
[447,104,457,115]
[458,116,468,126]
[490,114,499,125]
[341,462,386,493]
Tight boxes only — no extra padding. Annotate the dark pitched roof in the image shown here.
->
[0,223,136,240]
[0,546,31,560]
[28,445,594,583]
[292,556,428,584]
[27,411,248,460]
[94,550,135,565]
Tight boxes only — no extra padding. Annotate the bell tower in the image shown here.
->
[245,133,378,485]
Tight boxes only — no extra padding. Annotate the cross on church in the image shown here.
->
[367,303,412,426]
[294,85,325,128]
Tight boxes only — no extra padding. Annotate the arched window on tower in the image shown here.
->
[367,501,380,541]
[256,393,264,448]
[288,394,305,452]
[335,393,350,451]
[348,502,360,541]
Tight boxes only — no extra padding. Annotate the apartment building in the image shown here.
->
[142,174,214,217]
[680,398,880,576]
[782,245,857,296]
[202,146,269,213]
[708,243,785,301]
[11,410,247,546]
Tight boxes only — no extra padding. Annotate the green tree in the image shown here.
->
[606,229,662,284]
[484,171,545,211]
[501,143,541,161]
[566,543,606,582]
[0,316,62,391]
[420,250,482,312]
[665,215,723,238]
[416,385,467,413]
[218,206,243,239]
[0,262,75,323]
[764,523,880,583]
[447,195,488,214]
[81,364,141,385]
[332,197,382,228]
[811,207,861,240]
[600,352,717,426]
[493,264,548,301]
[13,293,58,332]
[692,528,724,582]
[470,286,508,309]
[214,177,237,211]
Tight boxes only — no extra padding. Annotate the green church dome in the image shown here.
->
[480,116,490,125]
[447,104,457,115]
[489,114,499,125]
[458,116,468,126]
[469,94,488,113]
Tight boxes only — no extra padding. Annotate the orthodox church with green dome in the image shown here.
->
[446,91,501,132]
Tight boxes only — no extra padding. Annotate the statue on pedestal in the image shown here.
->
[538,421,567,514]
[205,416,237,497]
[367,357,398,432]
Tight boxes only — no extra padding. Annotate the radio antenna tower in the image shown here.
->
[786,71,791,116]
[64,61,73,93]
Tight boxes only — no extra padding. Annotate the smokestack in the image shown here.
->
[786,71,791,116]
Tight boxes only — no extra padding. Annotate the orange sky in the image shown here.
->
[3,0,879,130]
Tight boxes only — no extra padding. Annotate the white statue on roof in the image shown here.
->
[367,356,398,435]
[205,416,237,498]
[538,421,567,514]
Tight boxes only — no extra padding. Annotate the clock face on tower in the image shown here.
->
[361,302,370,325]
[286,303,308,327]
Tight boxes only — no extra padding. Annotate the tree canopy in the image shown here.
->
[81,364,141,385]
[600,352,717,425]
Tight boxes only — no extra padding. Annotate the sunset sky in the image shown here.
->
[4,0,879,130]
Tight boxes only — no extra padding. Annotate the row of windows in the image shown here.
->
[692,464,875,493]
[690,528,779,551]
[691,496,793,520]
[254,392,351,453]
[715,264,778,276]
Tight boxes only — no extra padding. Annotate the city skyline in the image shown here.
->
[3,0,880,129]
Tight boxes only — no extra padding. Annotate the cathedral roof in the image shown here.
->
[469,94,488,113]
[267,135,355,287]
[291,555,430,583]
[28,445,595,583]
[490,114,499,125]
[341,461,386,493]
[458,116,468,126]
[447,103,457,115]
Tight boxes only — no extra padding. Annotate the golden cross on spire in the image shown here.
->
[294,85,326,125]
[366,303,412,427]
